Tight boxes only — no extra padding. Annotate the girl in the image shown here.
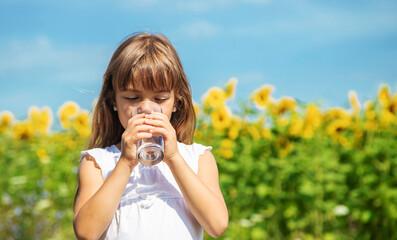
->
[73,33,228,240]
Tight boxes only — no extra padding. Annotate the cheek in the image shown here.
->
[165,110,173,120]
[117,106,134,128]
[162,104,174,120]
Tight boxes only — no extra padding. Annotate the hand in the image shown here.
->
[143,112,180,165]
[119,113,155,168]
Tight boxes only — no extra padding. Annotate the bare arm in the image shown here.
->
[73,114,149,239]
[73,156,135,240]
[167,150,229,238]
[145,112,229,237]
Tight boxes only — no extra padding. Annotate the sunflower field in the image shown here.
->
[1,79,397,240]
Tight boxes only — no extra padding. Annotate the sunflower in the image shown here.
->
[261,128,272,139]
[326,118,351,139]
[224,77,238,99]
[217,148,234,159]
[210,106,232,130]
[301,127,315,139]
[36,148,50,164]
[202,87,227,109]
[228,127,239,140]
[28,106,53,135]
[379,110,396,128]
[271,97,297,116]
[194,129,203,139]
[221,139,235,149]
[0,111,14,134]
[363,101,376,120]
[348,90,361,116]
[72,110,91,138]
[276,137,294,158]
[338,136,352,148]
[378,85,391,110]
[390,93,397,113]
[301,104,323,139]
[363,101,377,131]
[12,120,35,140]
[193,101,200,116]
[324,107,349,122]
[247,125,261,140]
[216,139,235,159]
[289,114,304,137]
[275,116,289,127]
[252,85,275,109]
[58,101,80,129]
[228,117,243,140]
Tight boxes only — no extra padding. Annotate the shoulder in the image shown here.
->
[177,142,213,174]
[80,145,120,180]
[177,141,212,156]
[81,145,119,162]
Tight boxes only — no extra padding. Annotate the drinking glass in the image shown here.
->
[131,101,164,166]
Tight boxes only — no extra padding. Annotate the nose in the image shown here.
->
[138,101,154,114]
[134,101,162,115]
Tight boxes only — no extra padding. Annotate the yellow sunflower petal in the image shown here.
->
[210,106,232,130]
[348,90,361,116]
[378,85,391,109]
[272,97,297,115]
[72,110,91,138]
[58,101,80,129]
[252,85,275,109]
[0,111,14,134]
[202,87,227,109]
[224,77,238,99]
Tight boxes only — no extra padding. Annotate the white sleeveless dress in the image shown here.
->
[80,142,212,240]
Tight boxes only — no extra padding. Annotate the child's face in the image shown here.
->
[114,86,176,129]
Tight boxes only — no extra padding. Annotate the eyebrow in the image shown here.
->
[122,89,171,94]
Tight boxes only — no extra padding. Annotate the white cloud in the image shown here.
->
[0,36,109,83]
[175,0,271,12]
[179,21,220,38]
[116,0,158,8]
[237,71,268,84]
[228,1,397,45]
[176,0,230,12]
[242,0,271,4]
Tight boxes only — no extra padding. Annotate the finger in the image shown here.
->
[133,124,156,133]
[123,131,153,145]
[149,126,175,139]
[149,127,166,135]
[136,132,153,140]
[145,112,168,120]
[143,119,170,130]
[131,112,146,119]
[123,123,155,139]
[128,114,146,125]
[126,116,147,129]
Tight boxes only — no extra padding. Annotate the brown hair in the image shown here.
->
[73,33,196,210]
[90,32,196,148]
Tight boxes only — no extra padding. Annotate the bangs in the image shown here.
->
[113,49,178,92]
[95,33,195,146]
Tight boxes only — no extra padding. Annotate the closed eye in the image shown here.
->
[125,97,139,101]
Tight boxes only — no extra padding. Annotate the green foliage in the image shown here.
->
[1,83,397,239]
[198,117,397,240]
[0,133,84,240]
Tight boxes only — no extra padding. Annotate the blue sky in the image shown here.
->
[1,0,396,120]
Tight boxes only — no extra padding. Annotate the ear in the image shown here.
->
[173,98,183,112]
